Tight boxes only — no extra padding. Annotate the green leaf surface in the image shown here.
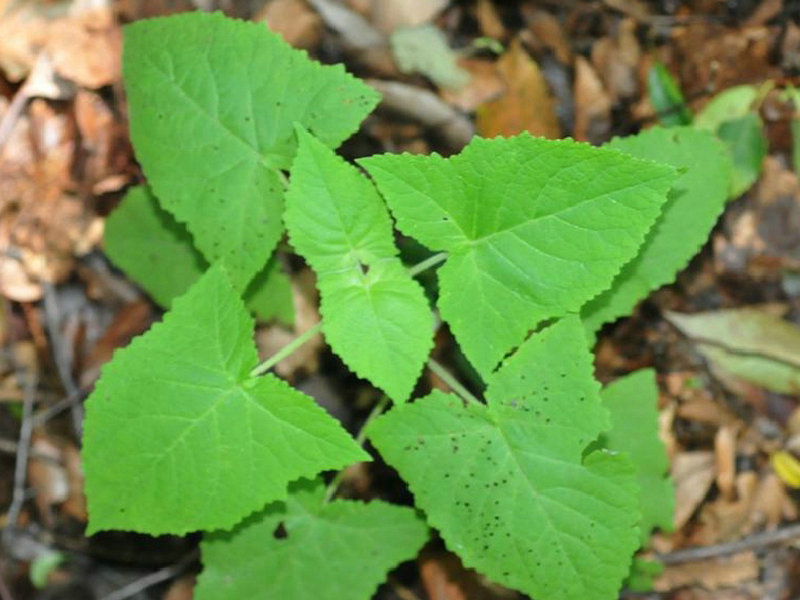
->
[369,317,641,600]
[582,127,730,333]
[716,113,766,196]
[196,479,428,600]
[242,258,295,326]
[105,186,294,324]
[647,62,692,126]
[694,85,759,131]
[360,134,677,375]
[285,128,433,401]
[124,12,380,289]
[83,266,367,535]
[599,369,674,544]
[105,186,206,307]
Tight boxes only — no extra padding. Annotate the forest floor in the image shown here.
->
[1,0,800,598]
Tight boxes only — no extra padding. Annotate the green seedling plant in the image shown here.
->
[85,12,733,600]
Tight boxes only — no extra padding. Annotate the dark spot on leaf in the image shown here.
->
[273,523,288,539]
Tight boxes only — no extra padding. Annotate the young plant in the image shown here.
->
[84,12,732,599]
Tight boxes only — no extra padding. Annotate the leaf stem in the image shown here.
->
[324,394,391,503]
[407,252,447,277]
[427,358,481,404]
[249,323,323,378]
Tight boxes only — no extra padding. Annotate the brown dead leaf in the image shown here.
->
[75,90,131,196]
[666,24,779,102]
[0,100,100,300]
[672,451,716,529]
[0,0,52,81]
[48,8,122,89]
[655,552,760,591]
[28,435,69,527]
[591,18,640,103]
[476,39,560,139]
[258,0,323,50]
[419,549,513,600]
[717,157,800,278]
[715,426,738,502]
[80,300,153,388]
[440,58,504,113]
[0,2,121,88]
[573,56,611,143]
[162,575,196,600]
[752,472,797,528]
[521,7,572,65]
[475,0,505,40]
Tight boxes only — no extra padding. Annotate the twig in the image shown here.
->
[324,394,391,502]
[427,358,481,405]
[305,0,384,50]
[367,79,474,150]
[32,390,85,428]
[42,283,83,435]
[4,367,38,532]
[657,522,800,565]
[99,549,198,600]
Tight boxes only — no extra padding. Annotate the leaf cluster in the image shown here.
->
[86,12,734,600]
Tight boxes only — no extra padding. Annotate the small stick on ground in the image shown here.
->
[658,522,800,565]
[100,549,198,600]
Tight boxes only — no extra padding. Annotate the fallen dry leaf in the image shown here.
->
[47,8,122,89]
[591,18,640,102]
[476,38,560,139]
[440,58,504,113]
[672,451,716,529]
[257,0,323,50]
[521,7,572,65]
[666,308,800,396]
[573,55,611,143]
[475,0,505,40]
[655,552,760,591]
[714,425,738,502]
[0,99,101,301]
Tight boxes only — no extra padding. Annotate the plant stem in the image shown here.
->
[407,252,447,277]
[249,323,323,378]
[427,358,481,404]
[324,394,391,503]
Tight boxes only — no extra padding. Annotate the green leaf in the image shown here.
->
[196,479,428,600]
[360,134,677,375]
[599,369,674,544]
[582,127,730,333]
[369,317,641,600]
[124,12,380,289]
[105,186,206,307]
[626,557,664,592]
[105,186,294,324]
[694,85,759,131]
[647,62,692,126]
[716,113,766,196]
[83,266,367,535]
[242,258,295,326]
[284,127,433,401]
